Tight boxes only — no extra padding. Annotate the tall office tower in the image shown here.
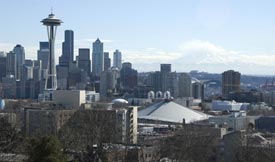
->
[2,75,17,98]
[192,81,204,99]
[21,60,34,81]
[92,38,104,77]
[33,60,42,82]
[160,64,171,73]
[13,44,25,80]
[113,49,122,69]
[162,72,178,97]
[41,12,63,91]
[147,71,163,92]
[78,48,91,74]
[6,51,17,78]
[222,70,241,98]
[37,42,50,70]
[59,30,74,67]
[104,52,111,71]
[0,52,6,81]
[178,73,192,97]
[100,67,120,99]
[120,62,138,91]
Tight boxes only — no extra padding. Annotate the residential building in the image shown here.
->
[178,73,192,97]
[100,67,120,99]
[25,109,76,136]
[222,70,241,98]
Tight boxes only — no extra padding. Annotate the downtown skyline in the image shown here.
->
[0,0,275,75]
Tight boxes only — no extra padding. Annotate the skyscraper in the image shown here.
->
[178,73,192,97]
[13,44,25,80]
[78,48,91,75]
[160,64,171,73]
[120,62,138,91]
[100,67,120,99]
[92,38,104,77]
[37,42,50,70]
[6,51,16,78]
[113,49,122,69]
[222,70,241,98]
[192,80,204,99]
[104,52,111,71]
[0,52,7,81]
[59,30,74,67]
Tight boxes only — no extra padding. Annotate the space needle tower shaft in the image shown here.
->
[41,12,63,90]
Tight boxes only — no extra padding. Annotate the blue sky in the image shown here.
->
[0,0,275,74]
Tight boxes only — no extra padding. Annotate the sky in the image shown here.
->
[0,0,275,75]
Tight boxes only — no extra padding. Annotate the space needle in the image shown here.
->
[40,12,63,100]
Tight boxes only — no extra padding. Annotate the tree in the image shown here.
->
[161,124,220,162]
[0,117,18,152]
[25,136,66,162]
[58,110,116,151]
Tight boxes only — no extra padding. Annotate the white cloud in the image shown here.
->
[121,40,275,74]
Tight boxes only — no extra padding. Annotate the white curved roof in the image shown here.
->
[112,98,128,104]
[138,101,209,123]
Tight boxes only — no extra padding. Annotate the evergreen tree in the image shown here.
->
[25,136,66,162]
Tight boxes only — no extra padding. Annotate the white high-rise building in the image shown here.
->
[113,49,122,69]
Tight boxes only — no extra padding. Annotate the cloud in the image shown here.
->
[178,40,275,67]
[122,40,275,74]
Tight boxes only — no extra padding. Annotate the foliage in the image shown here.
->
[161,124,219,162]
[0,117,19,152]
[25,136,66,162]
[58,110,116,151]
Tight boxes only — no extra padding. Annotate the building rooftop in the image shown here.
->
[138,101,209,123]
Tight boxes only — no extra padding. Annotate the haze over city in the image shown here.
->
[1,0,275,74]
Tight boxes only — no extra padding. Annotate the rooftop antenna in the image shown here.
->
[51,7,53,14]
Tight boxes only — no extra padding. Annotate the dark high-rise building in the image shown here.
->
[104,52,111,71]
[160,64,171,73]
[13,44,25,80]
[192,81,204,99]
[78,48,91,75]
[113,50,122,69]
[92,38,104,77]
[147,64,178,97]
[59,30,74,67]
[222,70,241,98]
[37,42,49,71]
[148,71,163,92]
[120,62,138,91]
[0,52,7,81]
[6,51,16,77]
[178,73,192,97]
